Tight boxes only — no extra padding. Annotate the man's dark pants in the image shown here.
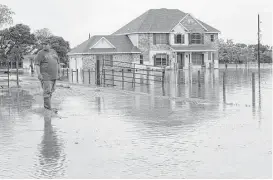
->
[40,80,56,109]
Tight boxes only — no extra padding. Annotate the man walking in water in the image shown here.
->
[35,41,61,112]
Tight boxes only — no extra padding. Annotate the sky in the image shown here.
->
[1,0,272,48]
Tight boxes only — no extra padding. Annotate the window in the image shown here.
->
[140,54,143,65]
[154,34,168,44]
[174,34,185,44]
[154,54,169,66]
[210,34,214,42]
[103,55,113,67]
[192,53,203,65]
[208,52,211,60]
[190,33,203,44]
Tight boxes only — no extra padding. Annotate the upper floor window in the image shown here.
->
[174,34,185,44]
[190,33,203,44]
[153,34,169,45]
[210,35,214,42]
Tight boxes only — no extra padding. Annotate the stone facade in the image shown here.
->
[138,33,172,66]
[82,55,96,70]
[113,54,134,69]
[138,34,150,62]
[204,33,219,49]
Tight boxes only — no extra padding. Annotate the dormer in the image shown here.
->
[170,23,188,45]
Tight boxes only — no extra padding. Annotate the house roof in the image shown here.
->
[113,8,220,35]
[68,35,141,55]
[171,45,217,52]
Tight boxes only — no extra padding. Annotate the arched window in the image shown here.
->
[174,34,184,44]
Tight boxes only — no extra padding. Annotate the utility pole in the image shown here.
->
[258,14,260,73]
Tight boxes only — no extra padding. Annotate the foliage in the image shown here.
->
[218,38,272,64]
[0,24,36,62]
[45,35,70,64]
[33,29,70,65]
[0,4,14,28]
[34,28,52,45]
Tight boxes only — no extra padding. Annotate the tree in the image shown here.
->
[45,35,70,65]
[0,4,14,28]
[34,28,53,44]
[0,24,36,68]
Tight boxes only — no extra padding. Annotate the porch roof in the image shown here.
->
[170,45,217,52]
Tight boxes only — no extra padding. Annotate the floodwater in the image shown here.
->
[0,65,272,178]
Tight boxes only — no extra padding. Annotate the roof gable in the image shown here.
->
[90,37,116,49]
[171,23,188,33]
[180,14,207,32]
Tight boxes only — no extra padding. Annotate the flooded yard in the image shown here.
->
[0,66,272,178]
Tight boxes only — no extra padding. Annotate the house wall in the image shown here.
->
[69,55,83,70]
[138,34,150,63]
[138,33,172,66]
[204,33,219,49]
[113,54,134,68]
[82,55,96,70]
[128,34,139,47]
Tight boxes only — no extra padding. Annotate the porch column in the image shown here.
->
[173,52,177,70]
[204,52,209,68]
[184,53,189,70]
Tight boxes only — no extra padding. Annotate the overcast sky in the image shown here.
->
[1,0,272,48]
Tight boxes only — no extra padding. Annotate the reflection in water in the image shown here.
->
[35,112,66,178]
[96,96,102,113]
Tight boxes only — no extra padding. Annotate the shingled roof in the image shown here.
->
[113,8,220,35]
[68,35,141,55]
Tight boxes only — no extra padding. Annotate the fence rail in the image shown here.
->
[63,59,166,88]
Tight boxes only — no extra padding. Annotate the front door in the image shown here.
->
[177,53,184,69]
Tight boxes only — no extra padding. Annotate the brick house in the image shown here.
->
[68,8,221,70]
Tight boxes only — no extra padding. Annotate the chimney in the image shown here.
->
[89,33,91,39]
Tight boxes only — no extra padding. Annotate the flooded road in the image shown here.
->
[0,67,272,178]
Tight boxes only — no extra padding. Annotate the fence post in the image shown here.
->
[147,67,150,84]
[252,72,255,107]
[103,69,106,86]
[71,69,73,82]
[132,64,135,87]
[162,68,165,84]
[88,69,91,84]
[67,68,68,78]
[112,69,115,86]
[82,69,84,84]
[96,59,100,85]
[198,70,201,87]
[122,69,124,89]
[133,63,136,87]
[76,69,79,83]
